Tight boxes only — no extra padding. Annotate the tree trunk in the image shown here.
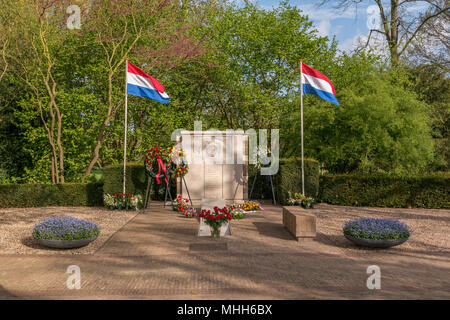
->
[389,0,399,67]
[82,73,115,182]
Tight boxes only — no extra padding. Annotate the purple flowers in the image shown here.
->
[343,218,411,240]
[32,216,100,241]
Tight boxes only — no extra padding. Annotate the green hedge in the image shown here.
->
[0,183,103,208]
[319,174,450,208]
[249,158,320,204]
[103,162,172,201]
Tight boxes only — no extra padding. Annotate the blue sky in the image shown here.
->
[252,0,433,54]
[256,0,377,52]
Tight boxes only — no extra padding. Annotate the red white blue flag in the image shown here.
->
[302,63,339,106]
[126,62,170,104]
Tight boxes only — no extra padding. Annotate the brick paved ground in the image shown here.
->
[0,203,449,299]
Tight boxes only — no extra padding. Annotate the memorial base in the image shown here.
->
[197,218,232,237]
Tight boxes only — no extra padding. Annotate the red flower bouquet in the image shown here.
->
[174,194,189,213]
[199,207,232,238]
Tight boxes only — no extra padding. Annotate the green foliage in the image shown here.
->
[283,53,434,175]
[102,162,174,202]
[249,158,320,204]
[319,174,449,208]
[407,64,450,171]
[103,163,146,197]
[275,158,320,204]
[0,0,445,186]
[0,183,103,208]
[197,0,336,130]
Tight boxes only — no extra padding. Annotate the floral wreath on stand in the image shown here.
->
[169,144,189,179]
[144,146,175,185]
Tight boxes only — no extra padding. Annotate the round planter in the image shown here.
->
[35,236,98,249]
[344,234,408,248]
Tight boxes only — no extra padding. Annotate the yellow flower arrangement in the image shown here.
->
[243,200,260,211]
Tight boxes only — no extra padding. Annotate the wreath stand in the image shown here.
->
[143,173,194,213]
[143,170,173,214]
[249,173,276,205]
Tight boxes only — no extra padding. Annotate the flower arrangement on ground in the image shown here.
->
[182,207,198,218]
[33,216,100,241]
[228,204,245,219]
[343,218,411,240]
[174,194,194,216]
[287,192,315,209]
[104,193,142,210]
[242,200,262,212]
[199,207,232,238]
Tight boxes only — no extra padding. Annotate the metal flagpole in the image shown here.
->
[300,59,305,196]
[123,59,129,195]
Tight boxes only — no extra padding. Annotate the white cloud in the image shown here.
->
[298,3,367,21]
[316,20,331,37]
[338,32,389,57]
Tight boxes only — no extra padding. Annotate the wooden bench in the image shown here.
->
[282,206,316,240]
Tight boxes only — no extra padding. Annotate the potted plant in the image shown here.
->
[287,192,315,209]
[199,207,232,238]
[103,193,142,210]
[32,216,100,249]
[343,217,411,248]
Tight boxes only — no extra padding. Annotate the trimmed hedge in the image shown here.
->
[249,158,320,204]
[103,162,173,201]
[319,174,450,208]
[0,183,103,208]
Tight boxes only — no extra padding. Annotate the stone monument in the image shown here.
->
[176,130,248,207]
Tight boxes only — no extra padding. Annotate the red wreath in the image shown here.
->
[144,146,173,184]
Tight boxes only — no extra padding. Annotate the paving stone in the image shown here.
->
[0,202,449,299]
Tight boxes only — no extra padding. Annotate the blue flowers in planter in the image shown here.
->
[343,218,411,240]
[32,216,100,241]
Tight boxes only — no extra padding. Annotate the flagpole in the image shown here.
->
[123,58,129,195]
[300,59,305,196]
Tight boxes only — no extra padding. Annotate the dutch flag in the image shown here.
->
[126,62,170,104]
[302,63,339,106]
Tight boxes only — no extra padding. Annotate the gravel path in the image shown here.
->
[0,207,138,254]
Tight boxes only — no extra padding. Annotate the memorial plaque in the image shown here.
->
[205,165,222,198]
[177,131,248,207]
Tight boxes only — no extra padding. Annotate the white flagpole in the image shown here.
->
[300,59,305,196]
[123,59,129,195]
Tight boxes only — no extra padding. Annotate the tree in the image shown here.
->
[0,0,208,183]
[77,0,207,181]
[408,64,450,171]
[0,0,70,183]
[284,53,435,174]
[321,0,449,67]
[193,0,337,130]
